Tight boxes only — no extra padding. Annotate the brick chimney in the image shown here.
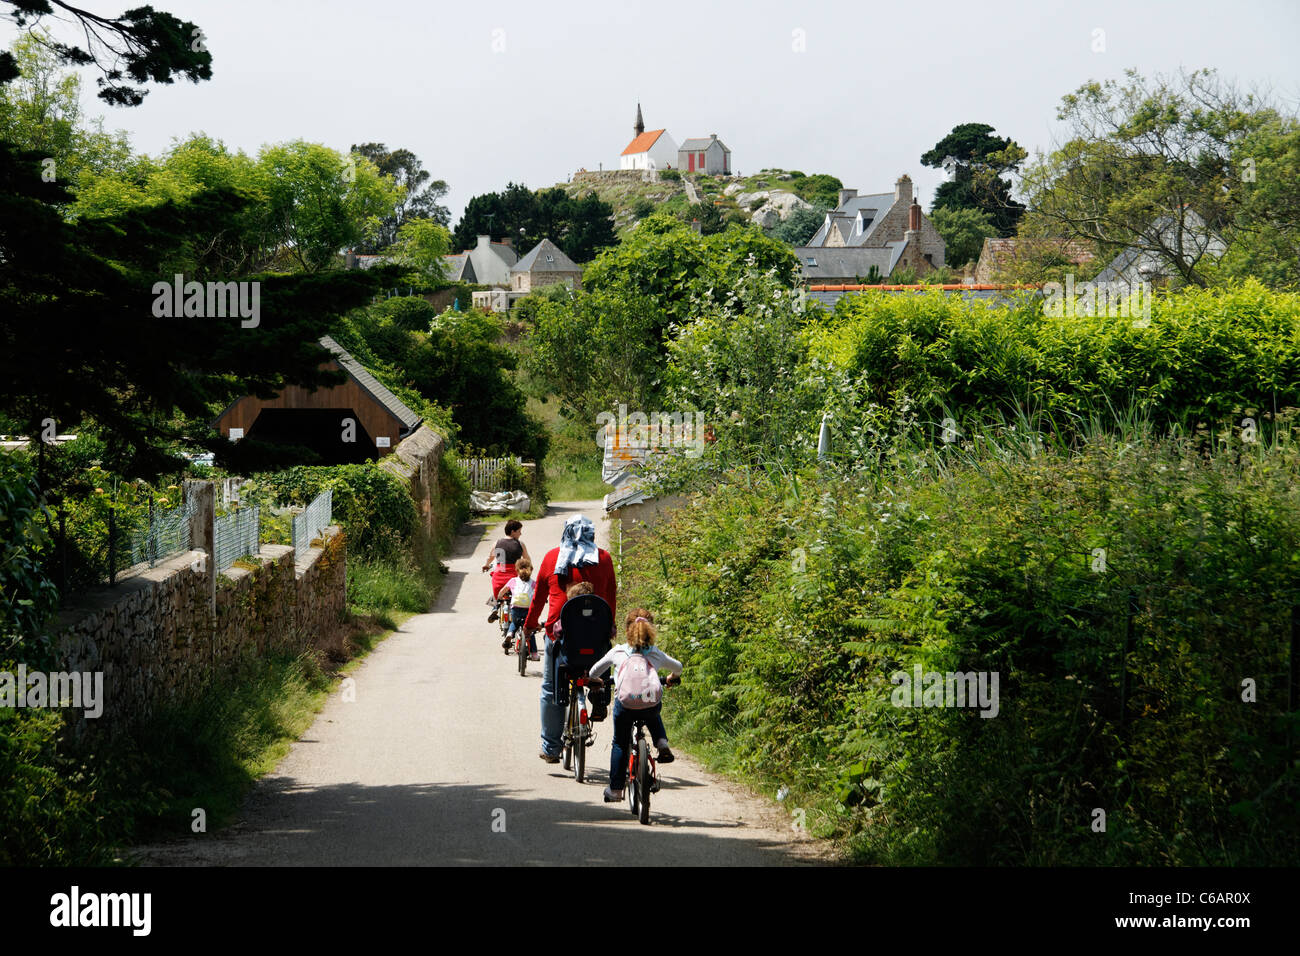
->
[909,199,921,233]
[895,174,913,206]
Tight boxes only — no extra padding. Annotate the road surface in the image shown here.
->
[133,501,826,866]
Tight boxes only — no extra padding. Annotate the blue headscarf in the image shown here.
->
[555,514,599,577]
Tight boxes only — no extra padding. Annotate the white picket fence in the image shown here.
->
[458,456,522,492]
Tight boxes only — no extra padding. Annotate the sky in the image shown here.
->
[3,0,1299,222]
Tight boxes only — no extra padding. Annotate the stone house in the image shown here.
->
[510,238,583,293]
[797,174,946,281]
[677,134,732,175]
[974,237,1096,283]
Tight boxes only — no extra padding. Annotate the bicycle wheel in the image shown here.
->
[575,728,585,782]
[628,752,639,816]
[637,738,651,824]
[561,696,574,770]
[516,632,527,675]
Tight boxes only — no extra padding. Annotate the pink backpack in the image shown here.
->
[617,649,662,709]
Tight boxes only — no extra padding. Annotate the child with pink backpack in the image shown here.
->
[588,608,683,803]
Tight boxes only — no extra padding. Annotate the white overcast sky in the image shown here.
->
[4,0,1299,221]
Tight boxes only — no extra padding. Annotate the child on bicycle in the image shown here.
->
[588,608,682,803]
[496,557,538,658]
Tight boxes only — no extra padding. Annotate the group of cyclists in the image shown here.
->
[481,514,682,804]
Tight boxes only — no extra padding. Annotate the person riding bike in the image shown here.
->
[483,519,530,621]
[587,608,681,803]
[495,557,538,658]
[525,514,616,763]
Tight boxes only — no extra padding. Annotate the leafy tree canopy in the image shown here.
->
[1,0,213,106]
[452,182,616,262]
[922,122,1026,236]
[350,142,449,251]
[1019,68,1299,289]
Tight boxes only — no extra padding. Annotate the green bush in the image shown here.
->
[242,463,417,562]
[621,429,1300,864]
[806,280,1300,440]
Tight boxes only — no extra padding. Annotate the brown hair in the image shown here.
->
[505,519,523,535]
[565,581,594,599]
[516,557,532,581]
[625,608,656,649]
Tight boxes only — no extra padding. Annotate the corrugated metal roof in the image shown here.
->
[318,335,422,432]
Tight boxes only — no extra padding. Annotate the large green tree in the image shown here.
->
[1,0,213,106]
[929,205,999,268]
[0,12,394,478]
[350,142,450,251]
[1018,69,1298,288]
[922,122,1026,236]
[525,216,800,421]
[0,30,132,189]
[452,182,616,262]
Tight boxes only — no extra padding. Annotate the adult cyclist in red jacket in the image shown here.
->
[525,514,616,762]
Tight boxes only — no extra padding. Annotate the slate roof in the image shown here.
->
[795,244,906,280]
[1092,210,1225,286]
[318,335,421,432]
[443,253,471,282]
[807,191,896,247]
[622,129,667,155]
[679,137,729,152]
[512,238,582,274]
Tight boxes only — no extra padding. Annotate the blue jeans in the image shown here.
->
[507,607,534,650]
[540,637,566,756]
[609,699,667,790]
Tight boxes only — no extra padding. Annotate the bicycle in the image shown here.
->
[551,592,614,785]
[513,626,536,676]
[591,673,679,824]
[559,670,596,782]
[495,598,512,652]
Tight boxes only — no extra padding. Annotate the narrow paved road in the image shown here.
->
[135,501,825,866]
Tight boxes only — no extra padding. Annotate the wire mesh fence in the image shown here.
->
[291,489,332,560]
[214,505,260,571]
[128,492,198,569]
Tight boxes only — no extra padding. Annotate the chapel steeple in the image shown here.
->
[634,103,645,138]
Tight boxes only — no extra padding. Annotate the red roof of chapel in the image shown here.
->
[622,129,666,155]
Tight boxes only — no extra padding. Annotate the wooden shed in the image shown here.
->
[213,335,421,464]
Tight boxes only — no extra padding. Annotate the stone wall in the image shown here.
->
[379,423,447,542]
[572,169,658,185]
[53,521,346,740]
